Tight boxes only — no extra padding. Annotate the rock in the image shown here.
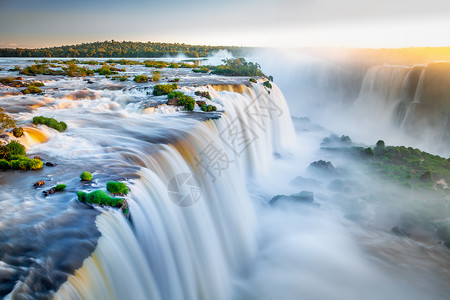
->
[45,162,57,167]
[34,156,42,161]
[270,191,314,205]
[12,127,24,138]
[33,180,45,188]
[308,160,336,174]
[167,98,179,106]
[321,134,352,147]
[391,226,411,238]
[43,188,56,197]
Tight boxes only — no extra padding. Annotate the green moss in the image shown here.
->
[111,75,129,81]
[106,181,129,195]
[0,107,17,133]
[55,184,66,191]
[32,116,67,132]
[263,81,272,88]
[80,171,93,181]
[153,83,178,96]
[0,159,10,169]
[77,190,124,207]
[23,84,42,94]
[192,66,209,73]
[25,158,42,170]
[6,140,25,156]
[195,90,211,100]
[133,74,148,83]
[152,74,162,82]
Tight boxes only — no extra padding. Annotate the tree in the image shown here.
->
[0,108,16,133]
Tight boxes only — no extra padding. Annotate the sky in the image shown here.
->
[1,0,450,49]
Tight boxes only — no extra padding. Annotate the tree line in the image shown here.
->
[0,40,249,58]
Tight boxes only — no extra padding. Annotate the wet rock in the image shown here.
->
[270,191,314,205]
[45,162,57,167]
[43,188,56,197]
[34,156,42,161]
[167,98,179,106]
[12,127,24,138]
[391,226,411,238]
[308,160,336,174]
[33,180,45,188]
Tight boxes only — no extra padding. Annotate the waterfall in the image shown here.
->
[53,83,295,299]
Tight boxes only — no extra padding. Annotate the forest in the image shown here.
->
[0,40,248,58]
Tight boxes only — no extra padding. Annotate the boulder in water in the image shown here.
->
[33,180,45,188]
[270,191,314,205]
[308,160,336,174]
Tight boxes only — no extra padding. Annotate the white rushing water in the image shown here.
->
[53,82,296,299]
[1,57,448,300]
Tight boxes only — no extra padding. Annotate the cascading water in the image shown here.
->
[1,56,449,300]
[52,82,295,299]
[252,49,450,156]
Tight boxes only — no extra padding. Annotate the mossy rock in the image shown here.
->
[106,181,129,195]
[80,171,93,181]
[77,190,124,207]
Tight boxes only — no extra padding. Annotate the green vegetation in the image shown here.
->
[152,74,162,82]
[363,147,375,156]
[170,78,180,82]
[80,171,93,181]
[192,66,210,73]
[111,75,129,81]
[106,181,129,195]
[20,63,94,77]
[145,60,167,68]
[0,108,17,133]
[0,77,27,87]
[195,90,211,100]
[167,91,195,111]
[211,58,264,77]
[23,84,42,94]
[249,78,257,83]
[32,116,67,132]
[201,104,217,112]
[153,83,178,96]
[263,81,272,89]
[0,40,245,58]
[63,62,95,77]
[55,184,66,191]
[0,141,43,170]
[20,64,60,76]
[133,74,148,83]
[9,66,20,72]
[95,64,125,76]
[77,190,123,207]
[350,142,450,190]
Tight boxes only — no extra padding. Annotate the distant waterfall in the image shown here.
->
[53,83,295,300]
[255,48,450,155]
